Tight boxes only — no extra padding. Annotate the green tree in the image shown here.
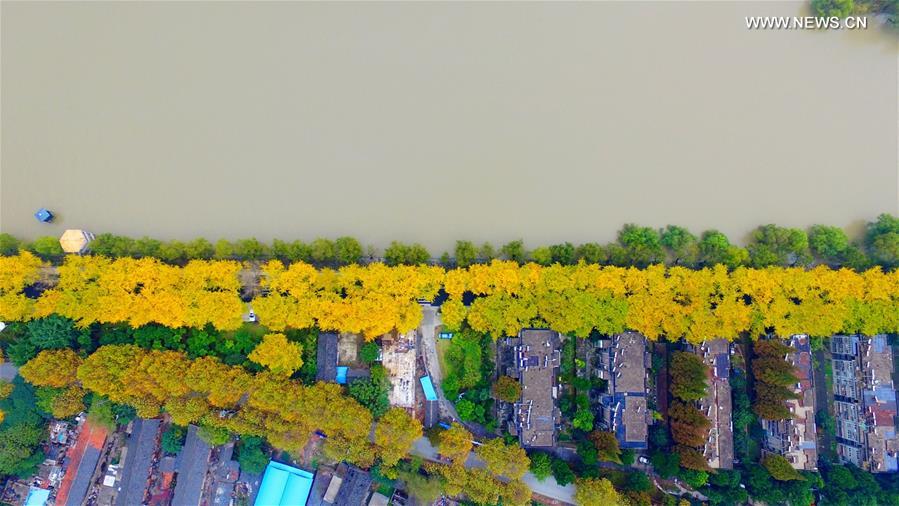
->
[529,452,552,481]
[184,238,214,260]
[589,431,622,464]
[234,238,269,261]
[748,225,810,267]
[0,233,21,256]
[359,342,380,365]
[162,425,186,454]
[812,0,855,17]
[455,241,478,267]
[660,225,699,266]
[348,365,390,417]
[134,236,162,258]
[28,236,64,259]
[808,225,849,262]
[236,436,269,474]
[213,239,234,260]
[384,242,430,266]
[680,468,710,488]
[842,244,871,271]
[669,351,708,402]
[374,407,423,469]
[574,477,621,505]
[87,396,133,430]
[492,376,521,403]
[90,234,136,258]
[397,466,444,504]
[651,450,680,479]
[0,422,45,477]
[762,454,804,481]
[575,243,605,264]
[157,241,187,264]
[572,408,595,431]
[530,246,553,266]
[500,240,526,263]
[455,399,481,422]
[617,224,663,266]
[478,242,495,262]
[197,423,230,446]
[550,458,575,486]
[436,423,472,463]
[309,238,335,264]
[549,242,576,265]
[334,237,363,265]
[698,230,746,268]
[624,470,650,492]
[475,438,530,479]
[870,232,899,268]
[26,316,82,351]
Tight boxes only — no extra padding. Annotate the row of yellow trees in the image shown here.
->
[19,346,434,461]
[3,253,898,342]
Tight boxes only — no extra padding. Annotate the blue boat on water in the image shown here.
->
[34,208,53,223]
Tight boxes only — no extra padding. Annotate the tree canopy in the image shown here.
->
[248,333,303,376]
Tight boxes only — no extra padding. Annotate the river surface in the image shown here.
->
[2,2,896,253]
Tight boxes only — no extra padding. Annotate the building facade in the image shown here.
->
[510,329,561,448]
[831,334,899,472]
[597,332,650,450]
[695,339,734,469]
[761,335,818,471]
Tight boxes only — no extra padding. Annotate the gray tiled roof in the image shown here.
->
[317,333,339,382]
[115,418,161,506]
[65,446,102,506]
[334,465,372,505]
[172,425,212,506]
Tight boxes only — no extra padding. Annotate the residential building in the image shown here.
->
[831,334,899,472]
[761,335,818,471]
[597,332,650,450]
[255,461,315,506]
[316,332,339,382]
[115,418,161,506]
[510,329,562,448]
[695,339,734,469]
[55,419,108,506]
[171,425,212,506]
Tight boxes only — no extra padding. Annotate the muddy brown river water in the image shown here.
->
[2,1,896,253]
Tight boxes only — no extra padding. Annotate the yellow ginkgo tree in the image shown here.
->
[248,333,303,376]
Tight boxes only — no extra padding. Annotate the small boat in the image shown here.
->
[34,208,53,223]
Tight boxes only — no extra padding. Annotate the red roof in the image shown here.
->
[55,420,108,506]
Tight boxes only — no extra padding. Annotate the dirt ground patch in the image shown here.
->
[436,338,451,378]
[338,333,361,365]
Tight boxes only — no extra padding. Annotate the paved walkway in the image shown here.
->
[418,305,461,422]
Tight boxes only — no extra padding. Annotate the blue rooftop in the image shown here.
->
[255,461,314,506]
[25,487,50,506]
[420,376,438,401]
[336,366,348,385]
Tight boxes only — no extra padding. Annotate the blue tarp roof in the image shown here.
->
[420,376,438,401]
[255,461,314,506]
[25,488,50,506]
[336,366,348,385]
